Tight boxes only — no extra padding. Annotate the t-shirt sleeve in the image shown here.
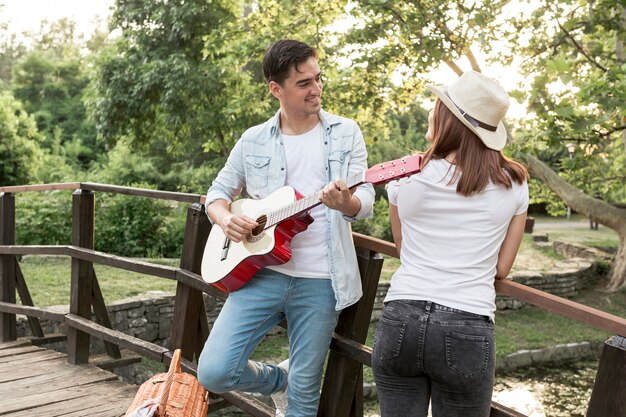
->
[515,181,530,215]
[386,181,399,206]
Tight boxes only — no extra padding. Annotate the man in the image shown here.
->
[197,39,375,417]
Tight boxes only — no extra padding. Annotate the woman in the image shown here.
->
[372,70,529,417]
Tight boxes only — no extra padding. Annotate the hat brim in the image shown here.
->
[427,84,507,151]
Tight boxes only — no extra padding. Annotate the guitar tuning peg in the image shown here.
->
[378,174,385,179]
[400,168,406,172]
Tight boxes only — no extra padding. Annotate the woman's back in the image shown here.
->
[385,158,528,320]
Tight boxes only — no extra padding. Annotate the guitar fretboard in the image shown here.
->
[265,171,365,229]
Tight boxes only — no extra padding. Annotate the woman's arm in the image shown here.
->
[495,212,527,279]
[389,203,402,256]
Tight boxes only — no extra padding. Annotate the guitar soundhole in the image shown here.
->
[251,215,267,237]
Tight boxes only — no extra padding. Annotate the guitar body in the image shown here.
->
[201,186,313,293]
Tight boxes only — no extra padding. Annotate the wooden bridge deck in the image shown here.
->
[0,340,137,417]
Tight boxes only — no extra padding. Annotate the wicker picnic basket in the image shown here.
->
[125,349,209,417]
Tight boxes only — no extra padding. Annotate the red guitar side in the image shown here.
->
[201,154,422,293]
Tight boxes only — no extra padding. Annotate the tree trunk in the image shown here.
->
[525,154,626,291]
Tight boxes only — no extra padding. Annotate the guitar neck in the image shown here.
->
[266,171,364,228]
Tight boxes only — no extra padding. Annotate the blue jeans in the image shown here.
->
[372,300,495,417]
[197,269,340,417]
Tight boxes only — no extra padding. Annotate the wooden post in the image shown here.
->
[169,203,211,362]
[586,335,626,417]
[318,247,384,417]
[67,189,94,364]
[0,193,16,342]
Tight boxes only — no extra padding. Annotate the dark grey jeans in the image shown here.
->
[372,300,495,417]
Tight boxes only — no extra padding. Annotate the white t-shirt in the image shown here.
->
[385,158,529,320]
[267,123,330,278]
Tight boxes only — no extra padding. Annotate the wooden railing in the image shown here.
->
[0,182,624,417]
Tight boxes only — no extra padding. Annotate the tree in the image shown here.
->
[499,0,626,290]
[92,0,350,191]
[342,0,626,290]
[0,91,44,185]
[11,19,100,169]
[0,22,26,87]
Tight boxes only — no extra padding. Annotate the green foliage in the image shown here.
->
[0,23,26,86]
[95,187,185,258]
[15,191,72,245]
[9,19,101,170]
[495,0,626,205]
[0,91,44,185]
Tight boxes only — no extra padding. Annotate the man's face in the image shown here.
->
[271,56,323,117]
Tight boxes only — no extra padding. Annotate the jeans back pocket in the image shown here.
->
[373,316,406,361]
[445,331,491,378]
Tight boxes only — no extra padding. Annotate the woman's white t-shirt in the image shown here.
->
[385,158,529,320]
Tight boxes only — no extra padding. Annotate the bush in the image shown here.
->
[95,190,185,258]
[15,190,72,245]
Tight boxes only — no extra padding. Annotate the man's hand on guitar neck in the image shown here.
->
[208,199,258,243]
[319,178,362,218]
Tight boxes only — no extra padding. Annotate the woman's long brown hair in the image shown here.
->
[422,99,528,196]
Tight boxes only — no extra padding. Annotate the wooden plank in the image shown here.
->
[67,246,177,279]
[219,391,274,417]
[0,182,80,193]
[330,333,372,367]
[586,335,626,417]
[0,357,66,378]
[175,268,225,298]
[0,380,135,415]
[0,245,69,256]
[67,189,94,365]
[89,349,142,370]
[9,399,127,417]
[0,349,65,364]
[65,314,169,361]
[2,366,118,398]
[353,232,398,257]
[495,279,626,336]
[0,339,31,350]
[0,345,44,358]
[29,333,67,345]
[54,398,134,417]
[0,193,16,342]
[81,182,202,203]
[0,301,65,322]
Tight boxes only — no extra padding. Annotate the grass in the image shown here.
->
[17,256,178,307]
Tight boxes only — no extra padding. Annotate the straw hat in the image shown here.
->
[427,70,510,151]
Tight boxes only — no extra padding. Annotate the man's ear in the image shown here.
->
[269,81,281,100]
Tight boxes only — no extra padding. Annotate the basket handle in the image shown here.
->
[157,349,182,416]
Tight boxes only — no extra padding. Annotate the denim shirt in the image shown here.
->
[205,109,375,310]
